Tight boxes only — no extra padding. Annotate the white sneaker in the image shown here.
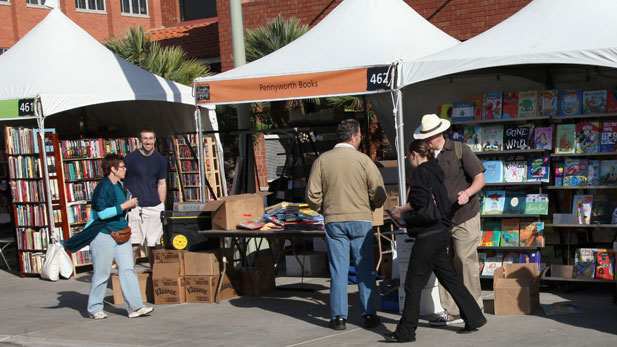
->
[429,312,464,326]
[90,311,108,320]
[128,306,154,318]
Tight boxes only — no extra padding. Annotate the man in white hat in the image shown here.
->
[413,114,486,326]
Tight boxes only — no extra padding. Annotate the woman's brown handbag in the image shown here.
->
[105,226,132,244]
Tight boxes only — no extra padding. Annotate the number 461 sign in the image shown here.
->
[366,66,396,91]
[18,98,35,117]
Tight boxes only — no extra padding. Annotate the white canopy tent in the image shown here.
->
[194,0,460,201]
[371,0,617,150]
[0,8,222,232]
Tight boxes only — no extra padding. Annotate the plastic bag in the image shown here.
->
[40,243,73,281]
[58,244,73,279]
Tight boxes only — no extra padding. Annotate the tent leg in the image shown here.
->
[394,89,407,205]
[195,107,206,202]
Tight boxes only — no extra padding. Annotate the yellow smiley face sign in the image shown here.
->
[172,234,188,250]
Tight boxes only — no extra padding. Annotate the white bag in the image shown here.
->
[58,244,73,279]
[41,243,73,281]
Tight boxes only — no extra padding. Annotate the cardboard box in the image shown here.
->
[254,254,276,294]
[153,262,184,278]
[185,273,238,303]
[398,285,442,315]
[202,193,268,230]
[153,277,186,304]
[184,249,234,276]
[239,267,275,296]
[493,263,548,315]
[550,264,574,278]
[153,249,187,264]
[112,271,153,305]
[285,252,327,276]
[372,207,384,226]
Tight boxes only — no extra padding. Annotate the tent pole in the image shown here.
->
[35,100,57,238]
[394,88,407,206]
[195,107,206,202]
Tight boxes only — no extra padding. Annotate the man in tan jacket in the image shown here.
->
[307,119,386,331]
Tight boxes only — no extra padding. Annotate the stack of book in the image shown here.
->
[237,202,325,231]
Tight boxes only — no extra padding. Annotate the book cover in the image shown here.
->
[452,101,475,122]
[463,126,483,152]
[588,160,601,186]
[595,250,615,280]
[574,248,596,279]
[483,160,504,183]
[539,90,558,117]
[600,160,617,186]
[518,90,538,117]
[482,257,502,276]
[527,156,550,182]
[554,161,564,186]
[564,158,588,186]
[606,87,617,113]
[600,121,617,152]
[541,303,583,315]
[591,194,615,224]
[555,124,576,154]
[520,221,545,247]
[575,121,600,153]
[482,92,502,120]
[504,190,527,214]
[582,90,607,114]
[385,209,405,229]
[558,89,583,116]
[500,218,520,247]
[503,161,527,182]
[502,92,519,118]
[481,220,502,246]
[483,190,506,215]
[478,252,487,273]
[482,125,503,151]
[504,124,534,150]
[525,194,549,215]
[533,126,552,150]
[465,96,483,120]
[572,194,593,224]
[449,129,464,142]
[438,104,453,121]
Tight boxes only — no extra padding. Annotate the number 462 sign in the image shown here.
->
[366,66,396,91]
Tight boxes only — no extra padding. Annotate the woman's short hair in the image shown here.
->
[336,119,360,142]
[408,139,435,160]
[102,153,125,177]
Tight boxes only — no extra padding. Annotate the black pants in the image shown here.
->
[396,230,486,340]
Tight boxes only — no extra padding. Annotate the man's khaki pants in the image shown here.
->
[438,212,484,315]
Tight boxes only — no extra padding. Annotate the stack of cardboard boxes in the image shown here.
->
[152,249,240,304]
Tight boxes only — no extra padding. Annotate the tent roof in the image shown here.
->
[0,8,195,117]
[401,0,617,86]
[194,0,458,104]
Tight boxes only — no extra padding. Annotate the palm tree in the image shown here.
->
[104,26,211,86]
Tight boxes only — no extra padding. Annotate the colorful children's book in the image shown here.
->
[502,92,519,119]
[539,90,558,117]
[572,194,593,224]
[574,248,597,279]
[504,190,527,214]
[463,126,483,152]
[600,160,617,186]
[591,194,615,224]
[482,257,502,276]
[503,161,527,182]
[564,158,588,186]
[482,92,502,120]
[600,121,617,152]
[605,87,617,113]
[504,124,534,150]
[520,221,545,247]
[575,121,600,153]
[533,126,552,150]
[527,156,550,182]
[595,250,615,280]
[438,104,453,121]
[465,96,483,120]
[449,129,464,142]
[500,219,520,247]
[558,89,583,116]
[582,90,607,114]
[451,102,475,122]
[481,220,502,246]
[555,123,576,154]
[518,90,538,118]
[478,252,487,273]
[482,160,504,183]
[588,160,601,186]
[525,194,549,215]
[482,125,503,151]
[483,190,506,215]
[554,161,565,186]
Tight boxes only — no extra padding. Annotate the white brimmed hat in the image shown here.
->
[413,114,451,139]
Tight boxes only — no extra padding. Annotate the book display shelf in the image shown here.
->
[444,88,617,283]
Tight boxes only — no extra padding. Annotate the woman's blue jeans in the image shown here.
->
[87,232,144,314]
[325,221,376,319]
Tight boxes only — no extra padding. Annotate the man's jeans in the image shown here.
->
[88,232,144,314]
[325,221,376,319]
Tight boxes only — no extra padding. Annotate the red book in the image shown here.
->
[502,92,519,118]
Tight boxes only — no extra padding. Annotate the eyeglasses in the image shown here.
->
[118,165,126,169]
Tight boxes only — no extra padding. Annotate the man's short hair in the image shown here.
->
[336,119,360,142]
[138,128,156,139]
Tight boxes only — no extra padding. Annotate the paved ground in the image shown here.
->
[0,262,616,347]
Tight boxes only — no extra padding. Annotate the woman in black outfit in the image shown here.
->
[384,140,486,343]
